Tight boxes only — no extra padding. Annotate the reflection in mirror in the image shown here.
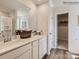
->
[0,0,31,42]
[0,16,4,33]
[16,16,29,30]
[15,10,31,39]
[16,10,29,30]
[0,15,12,42]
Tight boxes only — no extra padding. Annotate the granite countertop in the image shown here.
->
[0,35,46,56]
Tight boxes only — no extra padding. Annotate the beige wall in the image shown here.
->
[37,3,49,35]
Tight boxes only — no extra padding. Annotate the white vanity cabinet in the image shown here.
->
[32,37,47,59]
[0,51,15,59]
[15,49,31,59]
[32,40,39,59]
[0,36,47,59]
[39,37,47,59]
[0,43,32,59]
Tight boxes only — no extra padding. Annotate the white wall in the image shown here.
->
[37,3,49,35]
[69,6,79,54]
[53,5,79,54]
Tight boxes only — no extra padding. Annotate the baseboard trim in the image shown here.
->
[51,48,68,52]
[68,51,79,56]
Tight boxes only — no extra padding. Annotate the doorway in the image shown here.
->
[57,13,68,50]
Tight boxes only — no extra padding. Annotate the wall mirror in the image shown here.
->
[0,0,31,41]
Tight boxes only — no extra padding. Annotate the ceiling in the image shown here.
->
[0,0,79,13]
[0,0,48,13]
[0,0,29,13]
[32,0,48,5]
[0,0,48,12]
[53,0,79,6]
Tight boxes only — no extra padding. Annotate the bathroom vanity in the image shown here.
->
[0,6,47,59]
[0,1,48,59]
[0,35,47,59]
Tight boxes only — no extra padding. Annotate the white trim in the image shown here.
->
[55,12,69,49]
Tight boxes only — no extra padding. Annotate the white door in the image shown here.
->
[48,15,55,54]
[48,2,56,54]
[39,38,47,59]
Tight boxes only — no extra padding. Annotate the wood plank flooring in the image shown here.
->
[47,49,72,59]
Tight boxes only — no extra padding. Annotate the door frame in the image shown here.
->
[55,12,69,50]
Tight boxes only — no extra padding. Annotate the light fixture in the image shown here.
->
[38,0,41,1]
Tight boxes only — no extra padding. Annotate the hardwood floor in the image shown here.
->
[47,49,72,59]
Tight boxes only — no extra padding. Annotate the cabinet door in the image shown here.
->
[0,52,15,59]
[33,41,38,59]
[39,37,47,59]
[15,50,31,59]
[33,46,38,59]
[0,43,32,59]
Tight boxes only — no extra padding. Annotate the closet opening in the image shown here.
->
[57,13,68,50]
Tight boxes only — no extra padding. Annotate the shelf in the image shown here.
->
[58,21,68,26]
